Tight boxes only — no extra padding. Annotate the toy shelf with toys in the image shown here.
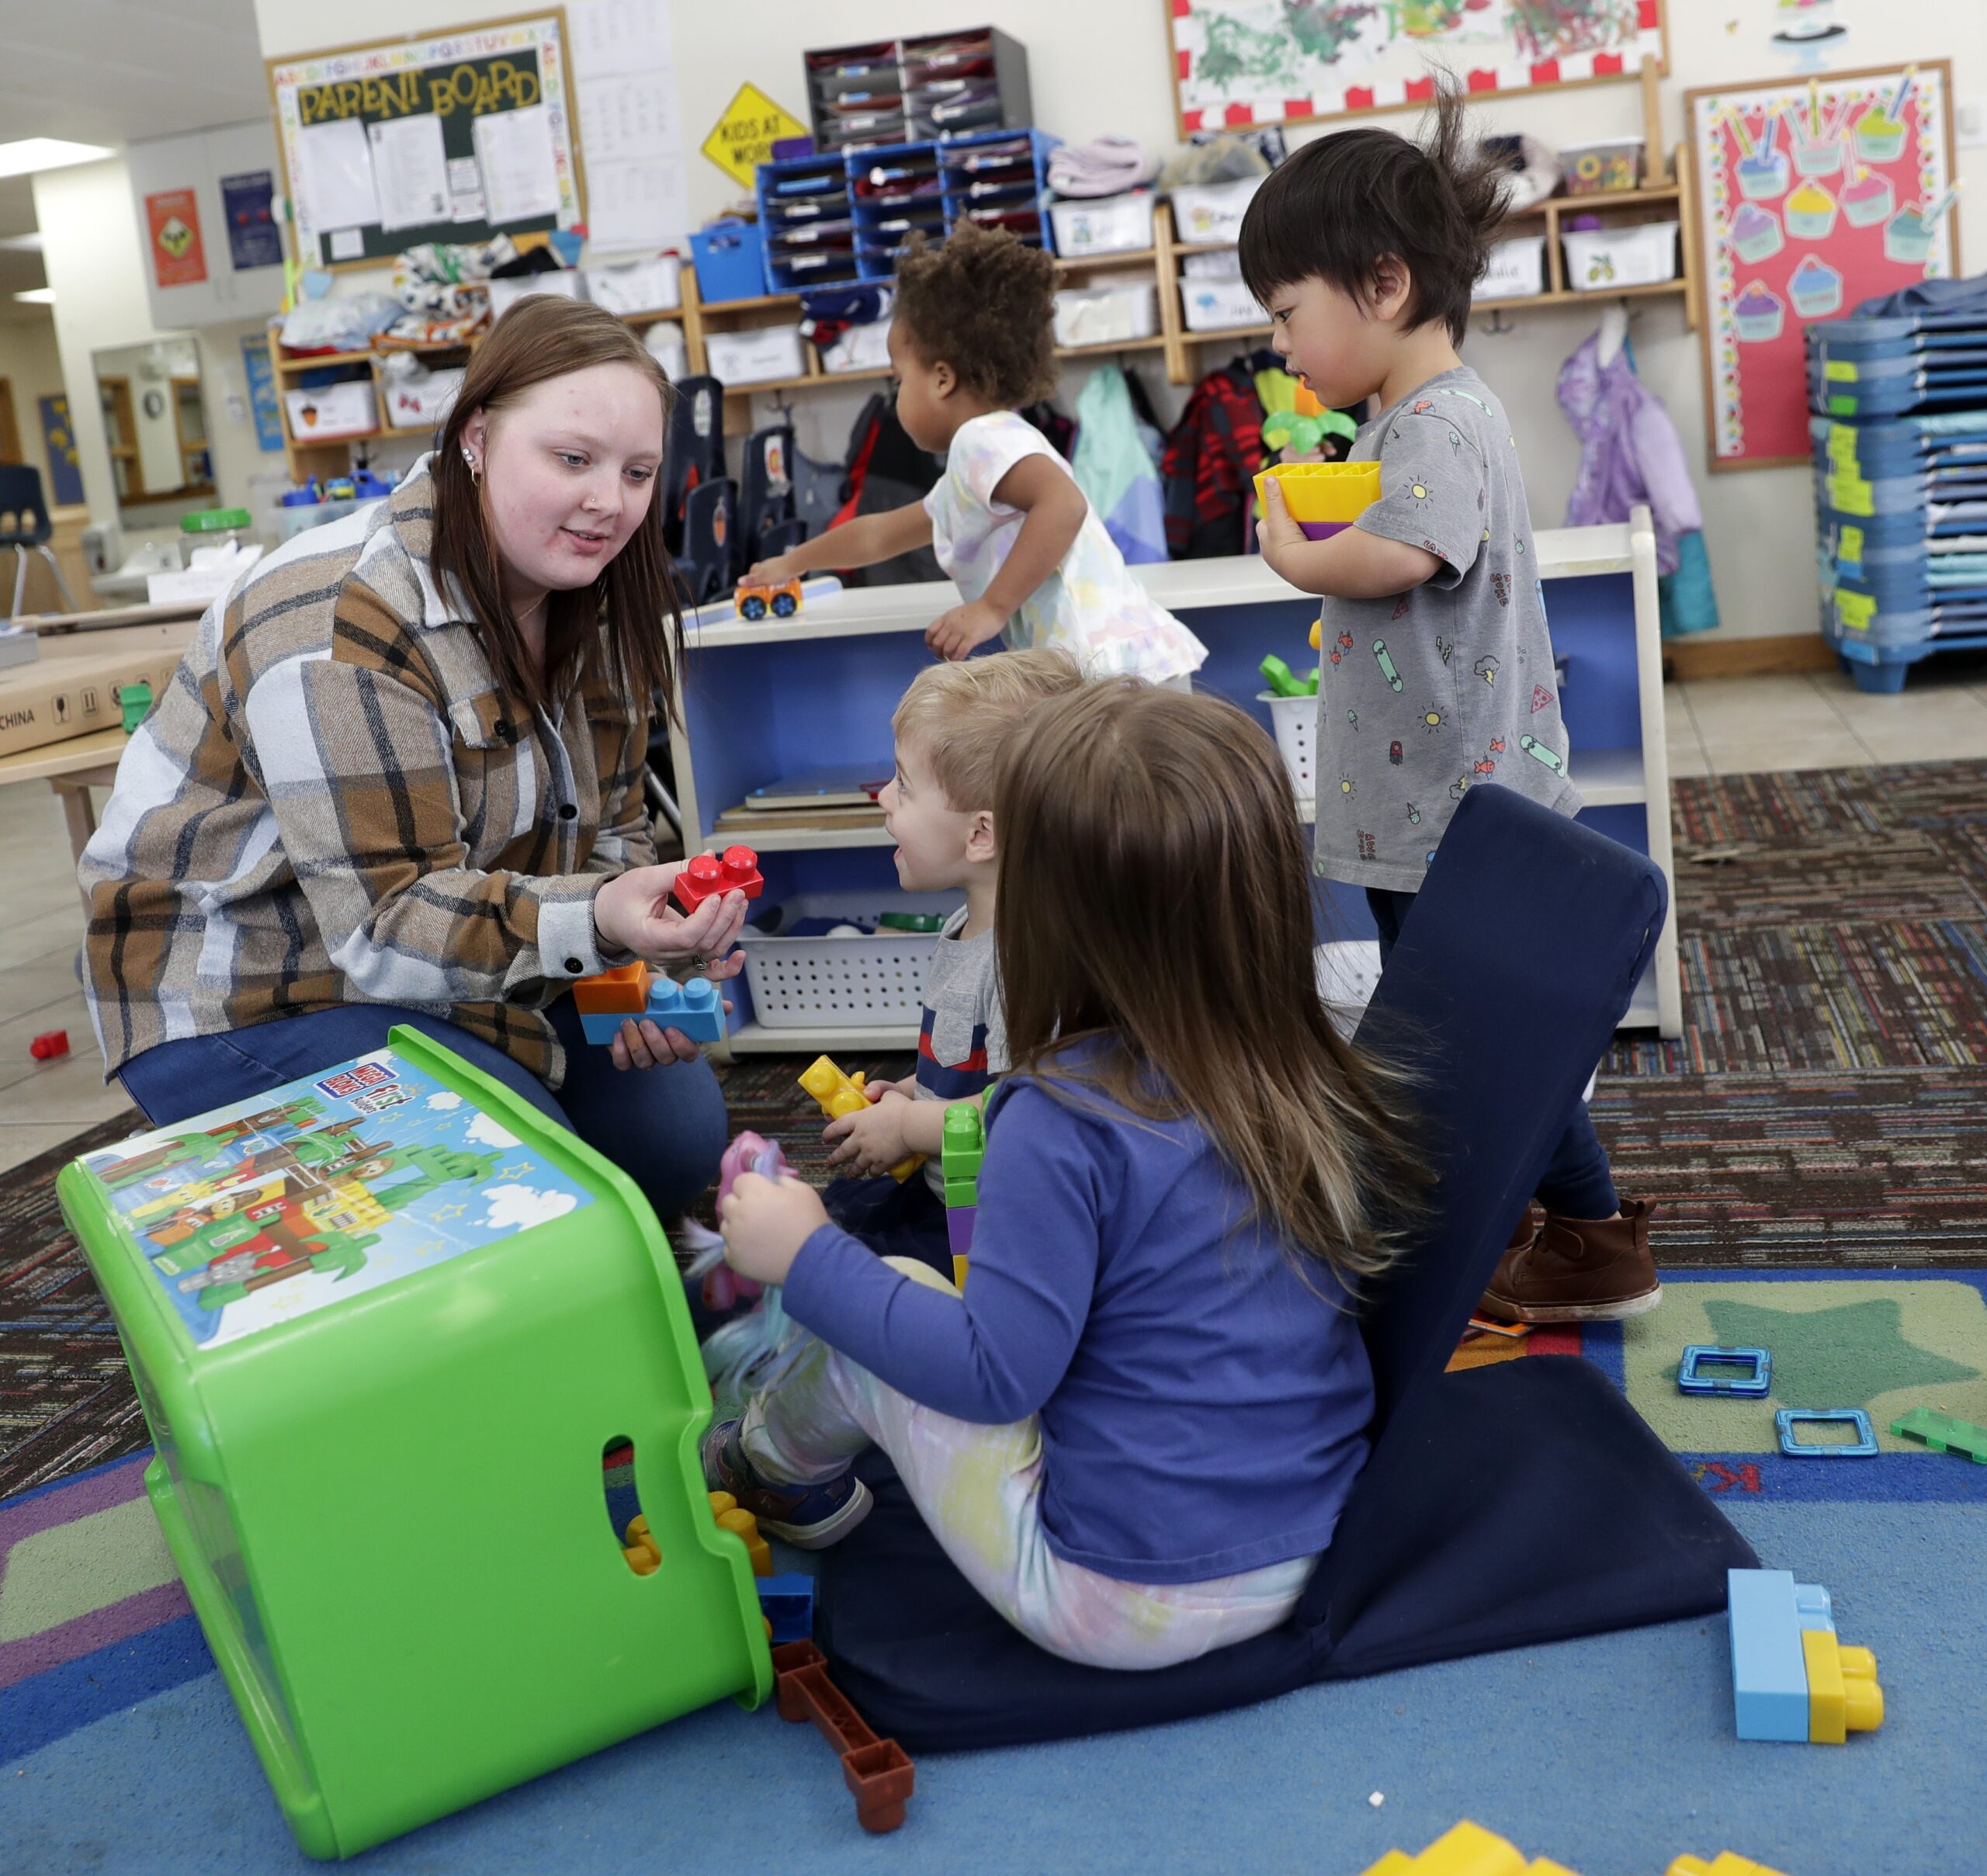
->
[671,506,1680,1052]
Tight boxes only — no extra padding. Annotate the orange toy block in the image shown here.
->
[573,961,653,1015]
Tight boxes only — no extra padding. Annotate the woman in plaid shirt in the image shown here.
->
[80,298,747,1224]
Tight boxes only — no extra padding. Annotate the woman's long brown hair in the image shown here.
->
[432,295,682,720]
[994,683,1432,1294]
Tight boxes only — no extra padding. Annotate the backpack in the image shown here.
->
[1160,361,1265,558]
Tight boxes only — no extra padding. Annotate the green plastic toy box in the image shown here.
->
[57,1026,772,1858]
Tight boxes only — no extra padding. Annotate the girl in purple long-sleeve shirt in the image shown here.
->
[706,684,1430,1670]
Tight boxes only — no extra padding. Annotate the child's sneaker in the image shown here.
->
[1477,1198,1661,1323]
[699,1417,873,1549]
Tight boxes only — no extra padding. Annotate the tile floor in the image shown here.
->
[8,667,1987,1176]
[1667,654,1987,778]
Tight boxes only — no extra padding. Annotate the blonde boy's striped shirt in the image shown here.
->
[81,462,655,1089]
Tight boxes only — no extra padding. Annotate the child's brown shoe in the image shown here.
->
[1477,1198,1661,1323]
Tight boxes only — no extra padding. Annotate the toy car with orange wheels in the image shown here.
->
[734,577,803,621]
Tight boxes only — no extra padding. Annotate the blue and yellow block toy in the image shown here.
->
[1728,1566,1884,1744]
[573,962,723,1044]
[941,1100,984,1290]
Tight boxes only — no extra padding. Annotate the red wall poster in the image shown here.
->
[144,187,209,290]
[1686,61,1958,470]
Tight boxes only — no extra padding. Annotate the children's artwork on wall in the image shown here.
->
[36,395,82,506]
[1687,61,1957,471]
[240,336,284,453]
[1167,0,1666,131]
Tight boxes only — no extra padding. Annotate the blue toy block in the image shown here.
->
[1729,1569,1832,1742]
[758,1572,814,1645]
[577,978,723,1045]
[1776,1408,1878,1457]
[1678,1345,1773,1396]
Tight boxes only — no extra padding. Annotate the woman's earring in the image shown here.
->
[461,446,478,480]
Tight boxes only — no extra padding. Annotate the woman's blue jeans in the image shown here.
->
[115,997,729,1223]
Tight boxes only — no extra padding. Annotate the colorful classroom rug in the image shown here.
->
[2,1269,1982,1876]
[12,757,1987,1500]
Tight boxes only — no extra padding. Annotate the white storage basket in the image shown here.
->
[738,893,962,1030]
[1260,691,1315,796]
[1052,282,1159,347]
[1170,177,1261,246]
[1049,192,1155,258]
[1478,234,1546,302]
[1561,220,1680,291]
[1180,275,1262,332]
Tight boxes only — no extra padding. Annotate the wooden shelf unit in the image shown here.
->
[270,46,1698,475]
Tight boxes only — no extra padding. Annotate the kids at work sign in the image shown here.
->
[145,187,208,289]
[701,81,807,186]
[1686,61,1958,470]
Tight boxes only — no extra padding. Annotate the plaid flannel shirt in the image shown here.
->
[81,462,656,1089]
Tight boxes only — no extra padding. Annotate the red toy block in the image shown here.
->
[29,1029,68,1062]
[772,1640,915,1833]
[673,845,764,913]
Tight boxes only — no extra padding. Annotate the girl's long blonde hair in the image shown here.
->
[994,683,1430,1292]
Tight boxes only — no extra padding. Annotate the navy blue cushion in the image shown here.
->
[817,786,1756,1751]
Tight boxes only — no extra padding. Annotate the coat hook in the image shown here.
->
[1479,306,1517,336]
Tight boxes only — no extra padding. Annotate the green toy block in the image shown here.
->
[941,1101,985,1184]
[944,1176,980,1209]
[1891,1406,1987,1462]
[56,1027,771,1859]
[1259,654,1308,699]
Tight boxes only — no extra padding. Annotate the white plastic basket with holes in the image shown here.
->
[737,893,964,1030]
[1258,692,1316,798]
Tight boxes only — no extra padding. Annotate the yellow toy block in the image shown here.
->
[715,1505,773,1577]
[798,1054,923,1183]
[1254,459,1382,534]
[1668,1855,1790,1876]
[1358,1819,1583,1876]
[1802,1627,1884,1742]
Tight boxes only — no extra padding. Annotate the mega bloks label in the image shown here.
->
[81,1049,594,1350]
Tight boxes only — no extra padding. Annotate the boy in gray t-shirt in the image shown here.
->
[1236,81,1658,1327]
[1306,366,1580,891]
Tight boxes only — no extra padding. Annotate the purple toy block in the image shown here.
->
[946,1205,976,1262]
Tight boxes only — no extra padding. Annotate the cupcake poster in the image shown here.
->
[1687,61,1957,469]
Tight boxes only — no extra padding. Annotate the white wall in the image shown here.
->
[33,158,279,552]
[248,0,1987,640]
[0,310,71,498]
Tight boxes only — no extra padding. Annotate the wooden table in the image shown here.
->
[0,619,199,908]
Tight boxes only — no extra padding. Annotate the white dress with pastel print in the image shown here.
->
[924,411,1207,684]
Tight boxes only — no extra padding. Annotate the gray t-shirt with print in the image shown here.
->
[1313,366,1581,893]
[913,906,1007,1196]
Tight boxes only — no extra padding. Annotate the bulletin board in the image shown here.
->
[1686,61,1958,472]
[1166,0,1666,133]
[266,12,586,272]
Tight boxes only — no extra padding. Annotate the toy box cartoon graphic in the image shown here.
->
[80,1048,594,1349]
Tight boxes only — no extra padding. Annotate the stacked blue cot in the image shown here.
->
[1807,303,1987,692]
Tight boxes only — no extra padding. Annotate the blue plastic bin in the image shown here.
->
[690,219,768,304]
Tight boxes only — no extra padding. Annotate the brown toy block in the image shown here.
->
[771,1639,915,1833]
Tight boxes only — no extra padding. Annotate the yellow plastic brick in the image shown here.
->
[1803,1628,1884,1743]
[1668,1854,1790,1876]
[1357,1819,1580,1876]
